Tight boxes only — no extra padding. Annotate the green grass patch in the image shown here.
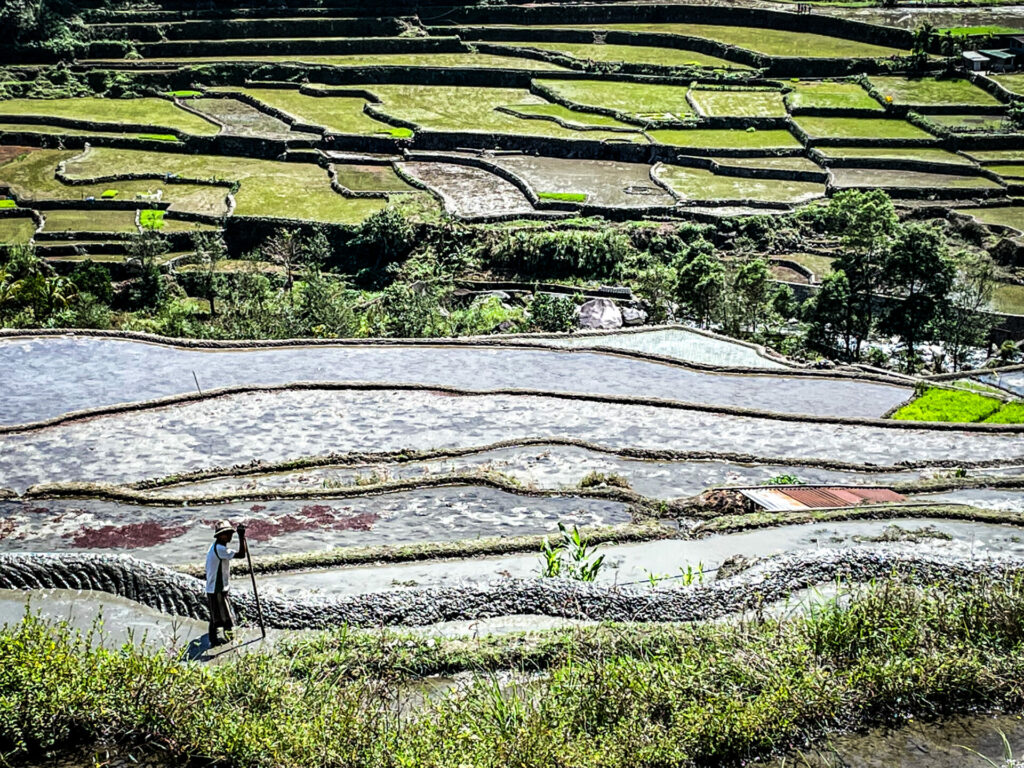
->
[5,576,1024,766]
[166,90,204,98]
[388,127,413,138]
[229,88,398,136]
[491,41,746,69]
[62,147,393,223]
[0,217,34,244]
[817,146,977,166]
[137,133,179,142]
[926,113,1007,132]
[778,251,835,278]
[108,52,568,71]
[139,209,164,229]
[715,156,823,172]
[538,191,587,202]
[787,81,883,111]
[690,89,786,118]
[649,127,802,149]
[891,387,1004,422]
[0,97,219,136]
[868,76,1001,107]
[940,25,1024,36]
[538,23,906,57]
[365,84,643,141]
[500,102,636,129]
[539,79,693,120]
[41,209,139,233]
[794,115,935,140]
[954,205,1024,232]
[0,199,16,209]
[984,401,1024,423]
[991,281,1024,315]
[100,189,118,199]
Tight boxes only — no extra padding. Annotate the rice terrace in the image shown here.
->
[5,0,1024,764]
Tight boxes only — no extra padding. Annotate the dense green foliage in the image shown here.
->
[4,576,1024,766]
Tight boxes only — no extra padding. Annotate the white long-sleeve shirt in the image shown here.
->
[205,542,237,594]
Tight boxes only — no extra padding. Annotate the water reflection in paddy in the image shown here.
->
[260,518,1024,597]
[2,390,1017,490]
[0,487,631,565]
[0,335,909,424]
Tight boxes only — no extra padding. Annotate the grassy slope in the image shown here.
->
[41,209,139,233]
[4,577,1024,766]
[501,102,638,129]
[87,52,568,70]
[0,217,36,244]
[0,97,219,136]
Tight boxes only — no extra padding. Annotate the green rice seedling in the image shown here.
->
[387,127,413,138]
[0,199,16,209]
[539,191,587,203]
[891,387,1004,422]
[166,90,203,98]
[137,134,179,142]
[100,189,117,198]
[139,209,165,230]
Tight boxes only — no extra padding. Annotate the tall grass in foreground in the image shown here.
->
[3,575,1024,767]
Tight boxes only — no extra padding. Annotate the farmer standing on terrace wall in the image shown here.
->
[205,521,247,647]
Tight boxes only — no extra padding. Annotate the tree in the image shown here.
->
[349,207,416,283]
[675,251,724,328]
[827,190,899,358]
[529,293,576,332]
[295,270,357,338]
[729,256,774,336]
[125,229,170,311]
[879,222,954,371]
[190,232,227,317]
[632,262,677,324]
[69,260,112,305]
[803,270,854,357]
[932,250,997,371]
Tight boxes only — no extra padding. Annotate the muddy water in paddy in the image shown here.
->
[2,389,1018,490]
[757,713,1024,767]
[159,445,922,500]
[259,518,1024,597]
[0,487,630,565]
[0,336,908,424]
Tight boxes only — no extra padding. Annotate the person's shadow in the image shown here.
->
[181,633,266,662]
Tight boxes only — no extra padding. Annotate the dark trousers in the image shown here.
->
[207,591,234,640]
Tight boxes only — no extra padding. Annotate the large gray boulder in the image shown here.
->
[578,298,622,330]
[622,306,648,327]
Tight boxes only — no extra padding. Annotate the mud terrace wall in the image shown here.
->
[0,549,1019,629]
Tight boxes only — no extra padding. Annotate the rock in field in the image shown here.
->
[578,298,622,330]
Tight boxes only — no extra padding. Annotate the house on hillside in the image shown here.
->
[962,50,990,72]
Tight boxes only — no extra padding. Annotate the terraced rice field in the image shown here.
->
[786,81,884,111]
[867,76,1002,108]
[654,164,825,203]
[689,89,787,118]
[537,23,908,57]
[0,97,220,135]
[794,116,936,141]
[490,41,746,69]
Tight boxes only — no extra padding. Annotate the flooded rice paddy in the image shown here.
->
[0,335,906,425]
[155,445,922,500]
[257,518,1024,597]
[0,487,631,564]
[529,327,788,369]
[2,389,1020,491]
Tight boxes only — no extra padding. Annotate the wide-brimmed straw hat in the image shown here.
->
[214,521,234,537]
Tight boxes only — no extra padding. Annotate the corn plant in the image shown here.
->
[538,523,604,582]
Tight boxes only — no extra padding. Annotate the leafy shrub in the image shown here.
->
[767,474,803,485]
[139,209,165,230]
[488,228,635,279]
[528,292,576,332]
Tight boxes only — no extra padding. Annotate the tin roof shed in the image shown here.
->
[737,486,906,512]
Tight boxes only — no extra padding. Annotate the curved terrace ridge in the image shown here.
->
[0,548,1019,629]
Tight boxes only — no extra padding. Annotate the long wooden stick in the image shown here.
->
[241,531,266,639]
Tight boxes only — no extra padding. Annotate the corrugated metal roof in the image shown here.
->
[737,486,905,511]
